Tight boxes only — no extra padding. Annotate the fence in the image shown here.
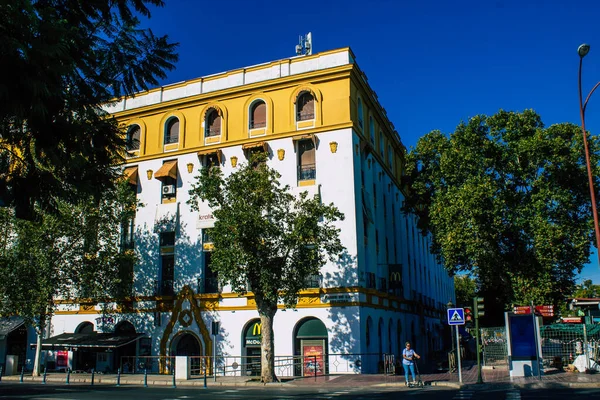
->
[540,324,600,369]
[480,326,508,367]
[119,356,175,374]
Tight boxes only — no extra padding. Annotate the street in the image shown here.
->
[1,384,599,400]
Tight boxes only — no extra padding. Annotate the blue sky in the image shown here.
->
[142,0,600,284]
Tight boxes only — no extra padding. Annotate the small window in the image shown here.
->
[205,109,221,137]
[155,160,178,202]
[296,92,315,121]
[369,117,375,144]
[387,145,393,166]
[164,118,179,145]
[357,98,364,128]
[204,153,220,168]
[297,139,316,181]
[250,101,266,129]
[379,132,385,155]
[126,125,141,151]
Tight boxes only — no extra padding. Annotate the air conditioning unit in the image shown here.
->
[162,185,176,195]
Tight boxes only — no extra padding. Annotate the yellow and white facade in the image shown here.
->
[46,48,455,375]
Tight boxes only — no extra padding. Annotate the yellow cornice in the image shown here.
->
[111,65,353,119]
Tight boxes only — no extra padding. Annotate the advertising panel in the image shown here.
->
[302,340,324,376]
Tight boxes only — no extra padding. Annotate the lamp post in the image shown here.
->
[577,43,600,268]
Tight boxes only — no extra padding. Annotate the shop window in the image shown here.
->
[205,108,222,137]
[296,92,315,121]
[250,100,266,129]
[204,252,219,293]
[159,232,175,296]
[126,125,141,152]
[164,118,179,145]
[297,139,316,182]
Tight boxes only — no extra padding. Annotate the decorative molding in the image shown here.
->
[277,149,285,161]
[187,163,194,173]
[330,141,338,153]
[230,156,238,168]
[146,169,153,180]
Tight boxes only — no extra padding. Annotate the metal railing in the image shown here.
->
[297,164,316,181]
[249,121,266,129]
[296,112,314,121]
[540,324,600,370]
[481,326,508,367]
[120,356,175,374]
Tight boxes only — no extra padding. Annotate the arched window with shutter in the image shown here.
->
[205,108,221,137]
[296,92,315,121]
[164,118,179,145]
[126,125,141,151]
[250,100,266,129]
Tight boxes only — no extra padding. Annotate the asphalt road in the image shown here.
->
[0,384,599,400]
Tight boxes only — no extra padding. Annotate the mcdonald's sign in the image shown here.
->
[252,322,262,336]
[389,265,402,289]
[245,322,262,346]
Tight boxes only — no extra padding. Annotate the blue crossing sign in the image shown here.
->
[447,308,465,325]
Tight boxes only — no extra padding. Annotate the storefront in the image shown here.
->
[242,319,261,376]
[293,317,328,376]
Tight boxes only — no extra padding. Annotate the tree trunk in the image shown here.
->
[258,303,278,383]
[32,317,46,377]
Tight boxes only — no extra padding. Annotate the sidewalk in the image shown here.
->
[1,366,599,390]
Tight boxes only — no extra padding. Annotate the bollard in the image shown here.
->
[91,369,95,386]
[203,364,207,388]
[20,366,24,383]
[42,367,47,384]
[144,368,148,387]
[66,369,70,385]
[116,368,121,387]
[172,367,176,388]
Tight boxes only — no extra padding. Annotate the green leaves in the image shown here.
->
[188,153,345,309]
[405,110,600,311]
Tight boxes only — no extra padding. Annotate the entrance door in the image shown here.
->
[174,333,201,375]
[246,347,261,376]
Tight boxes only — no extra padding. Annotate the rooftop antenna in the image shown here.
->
[295,32,312,56]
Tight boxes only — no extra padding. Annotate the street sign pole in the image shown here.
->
[455,325,462,383]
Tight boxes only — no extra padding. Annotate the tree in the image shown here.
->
[454,275,477,307]
[188,155,345,383]
[572,279,600,298]
[0,0,178,220]
[404,110,600,319]
[0,180,139,375]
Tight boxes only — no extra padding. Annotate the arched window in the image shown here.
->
[126,125,141,151]
[75,321,94,334]
[357,97,364,128]
[164,118,179,145]
[115,321,136,334]
[296,92,315,121]
[250,100,266,129]
[205,108,221,137]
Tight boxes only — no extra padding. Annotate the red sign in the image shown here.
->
[512,305,554,317]
[561,317,582,324]
[303,343,324,376]
[56,351,68,369]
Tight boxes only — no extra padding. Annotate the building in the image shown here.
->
[42,47,455,375]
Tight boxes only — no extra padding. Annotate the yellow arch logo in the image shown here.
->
[252,322,262,336]
[390,272,402,282]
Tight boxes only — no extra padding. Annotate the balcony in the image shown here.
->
[296,112,315,122]
[249,121,266,129]
[297,164,316,181]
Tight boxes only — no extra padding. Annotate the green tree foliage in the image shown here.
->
[0,0,178,219]
[572,279,600,298]
[0,180,139,375]
[454,275,477,307]
[404,110,600,317]
[188,155,345,383]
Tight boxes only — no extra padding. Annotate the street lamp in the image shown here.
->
[577,43,600,268]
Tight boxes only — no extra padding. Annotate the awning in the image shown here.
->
[197,148,223,164]
[0,317,24,339]
[154,160,178,181]
[292,134,317,147]
[34,332,146,350]
[242,142,268,153]
[123,166,138,185]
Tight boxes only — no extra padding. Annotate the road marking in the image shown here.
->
[505,390,521,400]
[453,390,474,399]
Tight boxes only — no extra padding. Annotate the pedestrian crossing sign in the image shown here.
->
[447,308,465,325]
